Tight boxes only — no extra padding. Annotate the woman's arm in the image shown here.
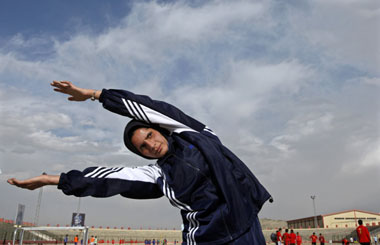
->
[51,80,207,135]
[8,165,164,199]
[58,165,164,199]
[7,174,60,190]
[50,81,102,101]
[99,88,206,134]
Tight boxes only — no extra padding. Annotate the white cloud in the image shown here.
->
[127,1,268,41]
[360,76,380,87]
[28,131,98,153]
[267,112,334,163]
[360,143,380,168]
[289,0,380,74]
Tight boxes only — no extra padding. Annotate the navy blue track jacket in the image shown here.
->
[58,89,271,245]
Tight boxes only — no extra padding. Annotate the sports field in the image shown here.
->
[2,219,373,244]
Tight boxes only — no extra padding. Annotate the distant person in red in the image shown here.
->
[342,238,348,245]
[356,219,371,245]
[310,232,318,245]
[74,235,79,245]
[289,230,296,245]
[277,228,283,245]
[296,232,302,245]
[283,229,290,245]
[319,233,325,245]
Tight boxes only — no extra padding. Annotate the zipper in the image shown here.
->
[172,155,204,175]
[158,152,174,165]
[172,152,223,201]
[221,209,233,240]
[159,153,205,177]
[165,150,235,241]
[174,154,233,239]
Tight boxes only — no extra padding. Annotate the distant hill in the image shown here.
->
[260,218,288,230]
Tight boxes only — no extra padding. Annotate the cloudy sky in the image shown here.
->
[0,0,379,229]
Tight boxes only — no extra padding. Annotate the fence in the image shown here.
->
[11,226,89,245]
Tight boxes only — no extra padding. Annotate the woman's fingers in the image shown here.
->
[8,177,40,190]
[7,178,16,185]
[52,81,75,95]
[51,81,71,89]
[7,178,25,188]
[51,80,89,101]
[53,88,65,93]
[60,81,72,86]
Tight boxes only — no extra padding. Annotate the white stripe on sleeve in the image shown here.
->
[121,98,135,118]
[105,165,162,184]
[121,98,198,134]
[139,104,197,134]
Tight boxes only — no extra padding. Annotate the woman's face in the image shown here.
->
[131,127,169,159]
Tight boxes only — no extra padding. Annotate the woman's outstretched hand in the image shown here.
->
[51,81,98,101]
[7,175,60,190]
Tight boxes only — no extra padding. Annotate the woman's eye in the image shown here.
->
[147,132,152,138]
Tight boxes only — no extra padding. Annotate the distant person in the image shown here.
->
[7,81,272,245]
[289,230,296,245]
[152,239,155,245]
[277,228,283,245]
[74,235,78,245]
[94,236,98,245]
[282,229,290,245]
[296,232,302,245]
[341,238,348,245]
[356,219,371,245]
[271,231,278,244]
[319,233,325,245]
[373,235,378,245]
[64,235,68,245]
[310,232,317,245]
[90,236,95,245]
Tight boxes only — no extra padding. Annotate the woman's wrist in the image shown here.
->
[87,89,101,101]
[90,90,97,101]
[44,175,60,185]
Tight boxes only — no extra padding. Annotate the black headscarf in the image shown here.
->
[123,119,169,159]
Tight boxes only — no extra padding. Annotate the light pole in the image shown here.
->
[33,172,47,226]
[77,197,81,214]
[311,195,318,229]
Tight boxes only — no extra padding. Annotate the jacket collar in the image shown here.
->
[157,136,175,165]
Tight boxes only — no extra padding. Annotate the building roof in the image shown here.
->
[287,209,380,222]
[287,215,322,223]
[322,209,380,217]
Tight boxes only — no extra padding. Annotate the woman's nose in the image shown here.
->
[145,140,155,149]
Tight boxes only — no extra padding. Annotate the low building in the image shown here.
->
[287,209,380,229]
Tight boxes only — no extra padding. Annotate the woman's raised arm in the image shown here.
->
[51,80,102,101]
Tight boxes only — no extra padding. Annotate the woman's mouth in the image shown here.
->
[156,144,162,154]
